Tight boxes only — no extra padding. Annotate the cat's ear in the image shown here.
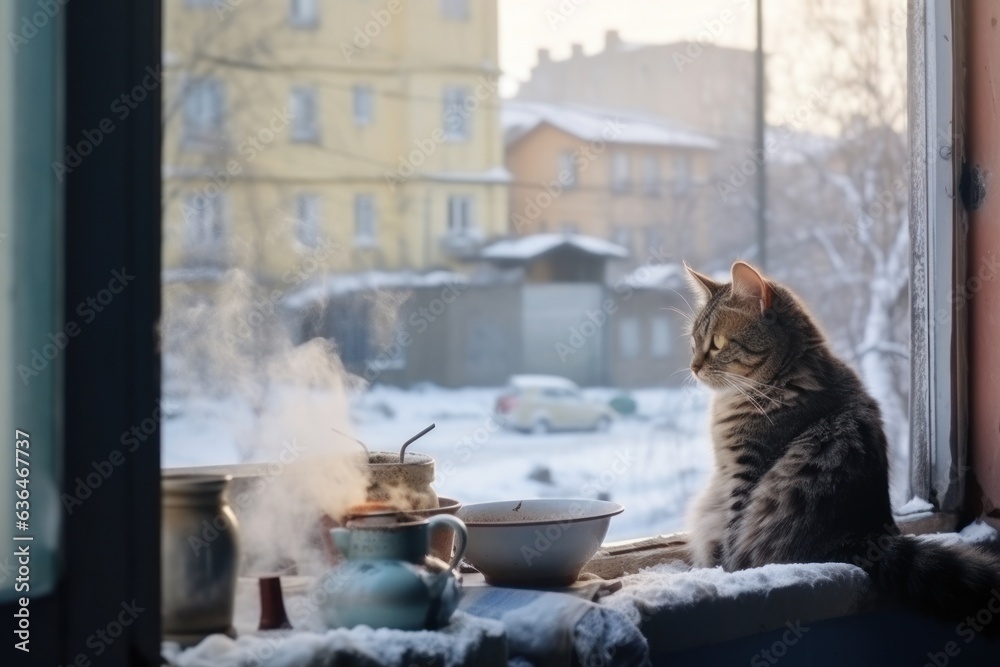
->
[684,262,722,308]
[731,261,773,313]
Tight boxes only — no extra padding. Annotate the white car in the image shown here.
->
[494,375,615,434]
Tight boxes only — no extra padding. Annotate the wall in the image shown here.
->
[964,0,1000,524]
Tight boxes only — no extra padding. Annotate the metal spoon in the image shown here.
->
[399,423,436,463]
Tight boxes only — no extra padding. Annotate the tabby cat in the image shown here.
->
[684,260,1000,628]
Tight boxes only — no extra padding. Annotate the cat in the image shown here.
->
[683,260,1000,629]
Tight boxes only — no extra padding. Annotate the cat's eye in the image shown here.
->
[711,334,727,351]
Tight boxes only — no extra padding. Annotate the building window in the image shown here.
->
[443,87,471,141]
[447,195,474,235]
[619,317,640,359]
[440,0,469,21]
[290,86,319,142]
[289,0,318,28]
[643,154,660,196]
[353,85,374,126]
[559,221,578,234]
[559,151,577,189]
[182,77,224,144]
[651,316,671,358]
[611,151,630,193]
[295,194,321,247]
[182,192,226,249]
[354,194,376,245]
[612,224,631,249]
[674,153,691,191]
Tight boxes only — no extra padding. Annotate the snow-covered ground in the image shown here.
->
[163,384,714,542]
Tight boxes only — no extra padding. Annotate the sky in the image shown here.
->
[496,0,908,129]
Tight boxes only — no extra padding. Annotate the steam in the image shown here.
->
[161,268,378,575]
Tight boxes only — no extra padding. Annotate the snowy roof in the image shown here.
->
[282,270,468,309]
[502,101,718,150]
[481,233,628,261]
[619,262,687,290]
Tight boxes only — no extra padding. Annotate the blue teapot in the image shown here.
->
[316,513,467,630]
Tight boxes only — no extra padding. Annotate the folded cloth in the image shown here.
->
[459,582,650,667]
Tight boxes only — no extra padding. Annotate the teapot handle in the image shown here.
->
[426,514,467,573]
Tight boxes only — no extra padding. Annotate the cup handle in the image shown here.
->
[427,514,467,572]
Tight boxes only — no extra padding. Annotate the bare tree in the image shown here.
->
[767,0,911,502]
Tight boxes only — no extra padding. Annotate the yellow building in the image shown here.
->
[162,0,508,283]
[503,101,717,263]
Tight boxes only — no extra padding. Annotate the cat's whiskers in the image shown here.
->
[719,376,774,424]
[718,372,782,407]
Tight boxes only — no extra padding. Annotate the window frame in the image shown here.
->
[181,75,225,147]
[907,0,963,522]
[447,194,475,235]
[289,85,320,143]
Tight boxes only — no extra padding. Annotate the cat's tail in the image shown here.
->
[862,533,1000,635]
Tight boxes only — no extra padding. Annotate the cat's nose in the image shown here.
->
[691,361,703,374]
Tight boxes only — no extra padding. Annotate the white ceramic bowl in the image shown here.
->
[457,498,624,587]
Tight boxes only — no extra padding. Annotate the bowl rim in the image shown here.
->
[457,498,624,527]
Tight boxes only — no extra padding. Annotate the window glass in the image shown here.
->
[162,0,913,542]
[353,85,374,126]
[290,86,319,142]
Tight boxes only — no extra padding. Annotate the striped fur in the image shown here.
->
[683,261,1000,630]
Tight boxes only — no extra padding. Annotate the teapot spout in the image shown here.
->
[330,528,351,557]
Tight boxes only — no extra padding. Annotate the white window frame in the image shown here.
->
[290,86,319,143]
[289,0,319,28]
[611,151,629,193]
[354,194,377,246]
[908,0,961,518]
[353,85,374,127]
[447,195,474,235]
[294,194,321,248]
[440,0,469,21]
[443,87,471,142]
[182,77,224,145]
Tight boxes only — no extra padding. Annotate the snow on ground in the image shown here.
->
[163,384,714,542]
